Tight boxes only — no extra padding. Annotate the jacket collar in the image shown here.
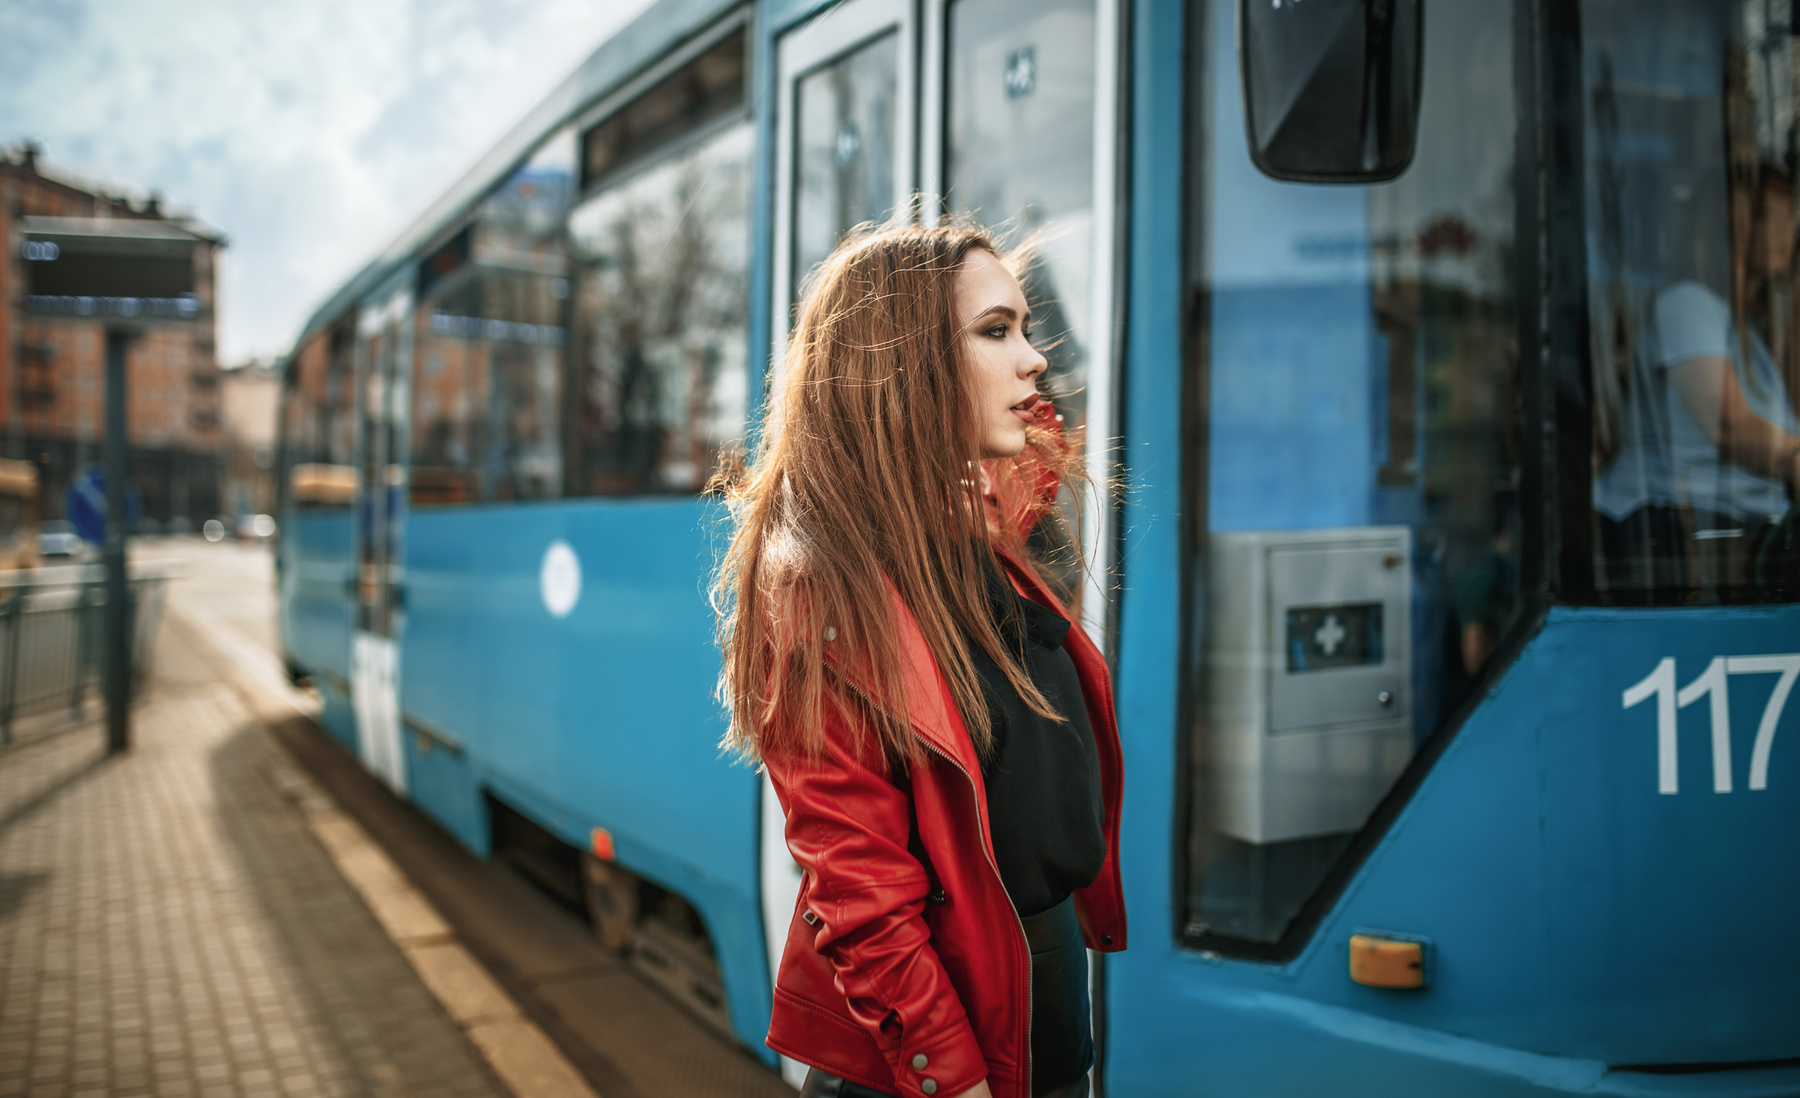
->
[826,577,978,772]
[995,547,1110,694]
[825,550,1089,773]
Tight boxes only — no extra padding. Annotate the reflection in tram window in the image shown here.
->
[411,135,572,506]
[1585,0,1800,602]
[945,0,1096,430]
[1188,0,1520,945]
[282,315,357,508]
[566,123,751,496]
[794,32,898,296]
[355,307,408,639]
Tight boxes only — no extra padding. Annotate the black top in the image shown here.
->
[966,555,1106,918]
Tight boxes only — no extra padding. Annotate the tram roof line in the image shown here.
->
[282,0,741,365]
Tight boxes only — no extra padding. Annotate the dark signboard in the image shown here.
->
[21,225,199,321]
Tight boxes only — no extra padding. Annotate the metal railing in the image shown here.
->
[0,563,175,744]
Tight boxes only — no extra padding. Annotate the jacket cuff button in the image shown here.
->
[1100,934,1114,946]
[921,1080,938,1096]
[911,1054,929,1070]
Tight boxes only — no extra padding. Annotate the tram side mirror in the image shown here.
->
[1240,0,1423,183]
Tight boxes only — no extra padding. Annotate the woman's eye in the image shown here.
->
[984,324,1008,339]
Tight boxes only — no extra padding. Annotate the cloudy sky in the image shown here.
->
[0,0,657,364]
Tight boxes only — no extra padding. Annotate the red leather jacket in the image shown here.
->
[762,543,1127,1098]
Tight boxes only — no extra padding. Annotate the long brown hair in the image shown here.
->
[712,222,1083,769]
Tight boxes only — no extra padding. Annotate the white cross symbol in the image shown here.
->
[1314,614,1347,657]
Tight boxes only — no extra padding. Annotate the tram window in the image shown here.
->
[582,26,747,192]
[1584,0,1800,604]
[1185,0,1519,947]
[565,122,751,496]
[411,135,572,506]
[944,0,1097,434]
[282,318,357,510]
[793,31,900,297]
[282,336,327,472]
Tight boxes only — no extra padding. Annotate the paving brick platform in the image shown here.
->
[0,617,508,1098]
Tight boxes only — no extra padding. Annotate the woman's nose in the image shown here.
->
[1023,346,1048,379]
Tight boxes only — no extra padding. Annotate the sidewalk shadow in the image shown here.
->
[205,720,508,1098]
[0,707,94,752]
[0,750,115,843]
[0,871,51,921]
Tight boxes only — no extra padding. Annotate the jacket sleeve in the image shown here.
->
[764,723,988,1098]
[987,397,1069,545]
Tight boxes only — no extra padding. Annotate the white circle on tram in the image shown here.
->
[540,540,581,619]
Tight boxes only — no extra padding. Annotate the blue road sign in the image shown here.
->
[64,466,141,543]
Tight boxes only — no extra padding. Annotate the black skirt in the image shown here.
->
[797,897,1092,1098]
[1021,896,1093,1095]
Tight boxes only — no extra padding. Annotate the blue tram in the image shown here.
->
[275,0,1800,1092]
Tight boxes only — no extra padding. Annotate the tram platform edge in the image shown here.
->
[167,600,796,1098]
[162,603,606,1098]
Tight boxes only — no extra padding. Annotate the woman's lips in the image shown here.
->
[1010,392,1042,421]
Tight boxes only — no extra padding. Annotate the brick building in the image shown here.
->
[219,357,281,522]
[1,140,225,530]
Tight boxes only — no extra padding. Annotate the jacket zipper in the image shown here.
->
[915,733,1033,1098]
[839,678,1034,1098]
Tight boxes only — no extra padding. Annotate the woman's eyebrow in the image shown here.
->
[970,304,1031,325]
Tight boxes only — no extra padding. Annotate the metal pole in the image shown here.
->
[69,581,90,717]
[104,327,131,754]
[0,588,21,746]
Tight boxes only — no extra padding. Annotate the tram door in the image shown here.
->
[760,0,1120,1080]
[351,281,413,794]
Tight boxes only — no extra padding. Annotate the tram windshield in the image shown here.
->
[1585,0,1800,603]
[1187,0,1519,946]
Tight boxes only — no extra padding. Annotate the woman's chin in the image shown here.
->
[982,435,1029,460]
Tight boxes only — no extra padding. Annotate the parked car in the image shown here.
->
[38,520,83,559]
[237,514,277,544]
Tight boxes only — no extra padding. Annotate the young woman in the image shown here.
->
[713,223,1126,1098]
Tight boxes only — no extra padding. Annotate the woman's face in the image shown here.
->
[955,248,1048,459]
